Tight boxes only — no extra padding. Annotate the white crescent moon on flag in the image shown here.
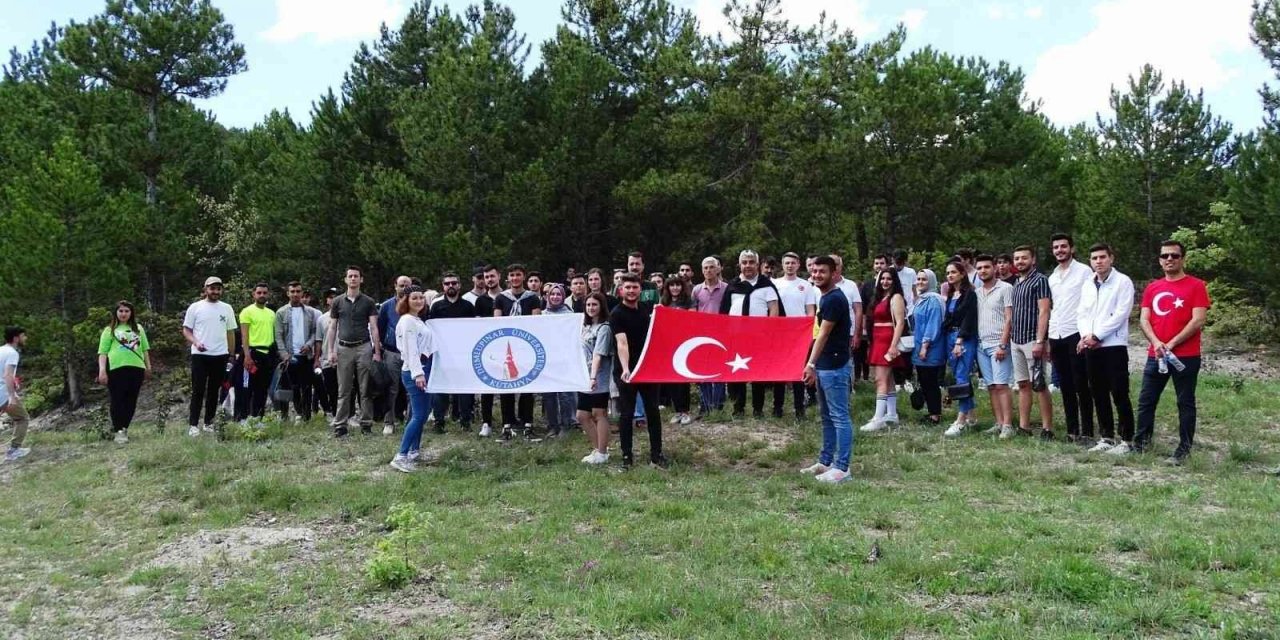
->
[1152,291,1173,316]
[673,337,726,380]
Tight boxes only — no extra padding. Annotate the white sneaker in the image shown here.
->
[114,430,129,444]
[5,447,31,461]
[1105,441,1132,456]
[390,455,417,473]
[407,449,420,461]
[479,423,492,437]
[944,422,966,437]
[669,414,682,424]
[982,424,1002,435]
[581,451,596,463]
[586,451,609,465]
[679,413,693,426]
[1088,439,1116,453]
[860,419,886,432]
[201,424,216,434]
[903,381,915,393]
[1049,384,1060,393]
[187,426,201,437]
[382,424,394,436]
[978,379,988,390]
[815,468,850,483]
[998,425,1016,440]
[800,462,830,475]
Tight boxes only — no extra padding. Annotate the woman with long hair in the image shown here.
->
[861,268,908,432]
[941,261,979,428]
[541,284,578,437]
[96,301,152,444]
[910,269,946,425]
[659,275,696,425]
[577,292,614,464]
[390,287,436,473]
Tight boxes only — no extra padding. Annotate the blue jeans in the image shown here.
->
[399,361,432,456]
[816,361,854,472]
[947,331,977,413]
[542,392,576,427]
[698,382,726,414]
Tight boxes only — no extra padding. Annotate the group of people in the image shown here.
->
[0,238,1209,482]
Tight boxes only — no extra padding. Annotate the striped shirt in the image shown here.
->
[975,279,1013,348]
[1011,270,1051,345]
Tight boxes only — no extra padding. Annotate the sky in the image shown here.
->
[2,0,1272,131]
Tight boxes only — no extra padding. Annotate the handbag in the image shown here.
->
[895,302,915,352]
[270,362,293,403]
[946,383,972,400]
[909,385,926,410]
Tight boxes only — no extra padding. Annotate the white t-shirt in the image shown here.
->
[773,276,818,317]
[0,344,19,406]
[1048,260,1092,339]
[834,278,862,337]
[183,300,237,356]
[727,277,780,317]
[897,265,917,308]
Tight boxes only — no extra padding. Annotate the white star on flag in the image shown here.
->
[726,353,752,373]
[1173,298,1185,309]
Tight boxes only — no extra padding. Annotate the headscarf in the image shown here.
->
[914,269,943,312]
[544,283,571,314]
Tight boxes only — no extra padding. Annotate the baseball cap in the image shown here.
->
[204,276,223,287]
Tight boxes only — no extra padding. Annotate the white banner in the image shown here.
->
[426,314,591,394]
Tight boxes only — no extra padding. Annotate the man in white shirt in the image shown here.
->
[1,326,30,462]
[773,252,818,418]
[182,276,238,437]
[893,249,916,308]
[720,249,780,417]
[830,253,865,368]
[1076,243,1136,454]
[1047,233,1096,443]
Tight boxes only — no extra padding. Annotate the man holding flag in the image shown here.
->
[613,274,667,469]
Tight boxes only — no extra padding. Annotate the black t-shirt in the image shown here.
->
[429,297,475,319]
[473,294,496,318]
[495,289,543,316]
[610,302,652,369]
[816,288,852,369]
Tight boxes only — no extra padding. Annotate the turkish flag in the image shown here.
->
[630,306,813,383]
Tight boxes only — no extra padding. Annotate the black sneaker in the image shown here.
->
[1165,450,1188,466]
[621,456,635,470]
[360,425,373,435]
[545,426,561,439]
[332,426,349,438]
[1039,429,1055,441]
[650,455,669,470]
[772,410,784,419]
[752,411,765,419]
[501,426,514,441]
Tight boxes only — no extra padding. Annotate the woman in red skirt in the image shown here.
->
[862,268,908,432]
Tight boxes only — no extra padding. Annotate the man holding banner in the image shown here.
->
[612,274,666,469]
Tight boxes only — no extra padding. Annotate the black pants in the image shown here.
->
[316,367,337,415]
[854,338,871,380]
[1049,334,1093,438]
[1086,346,1133,441]
[893,360,914,386]
[729,383,771,416]
[501,393,535,426]
[433,394,474,428]
[766,382,806,417]
[1135,356,1200,455]
[665,383,691,414]
[618,380,662,464]
[189,354,229,426]
[277,356,314,421]
[480,394,495,425]
[246,349,273,418]
[916,365,943,416]
[107,366,145,431]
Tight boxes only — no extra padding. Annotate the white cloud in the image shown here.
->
[1025,0,1254,125]
[986,5,1009,20]
[899,8,927,32]
[1024,6,1044,19]
[687,0,880,41]
[261,0,409,44]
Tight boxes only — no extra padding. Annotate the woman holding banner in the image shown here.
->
[390,287,436,473]
[577,293,614,464]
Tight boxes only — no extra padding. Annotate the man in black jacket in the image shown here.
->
[429,272,475,433]
[720,249,782,418]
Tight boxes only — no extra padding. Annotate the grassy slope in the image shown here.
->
[1,373,1279,639]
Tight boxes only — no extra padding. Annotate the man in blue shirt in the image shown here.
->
[376,275,412,435]
[801,256,854,484]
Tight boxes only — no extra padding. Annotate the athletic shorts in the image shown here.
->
[576,392,609,412]
[976,345,1014,386]
[1012,342,1040,383]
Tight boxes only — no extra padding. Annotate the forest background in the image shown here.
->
[3,0,1280,410]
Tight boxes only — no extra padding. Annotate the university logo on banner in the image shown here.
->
[427,314,589,394]
[630,306,813,383]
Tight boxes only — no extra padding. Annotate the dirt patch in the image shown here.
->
[1127,341,1280,379]
[681,419,797,450]
[1093,464,1174,490]
[356,584,507,638]
[149,526,316,569]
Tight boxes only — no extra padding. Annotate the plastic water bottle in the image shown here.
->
[1165,352,1186,372]
[1157,355,1168,375]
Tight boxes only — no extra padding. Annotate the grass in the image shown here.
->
[0,372,1278,639]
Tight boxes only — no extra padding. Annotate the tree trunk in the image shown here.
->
[60,282,83,409]
[883,193,898,251]
[854,211,869,261]
[146,95,162,311]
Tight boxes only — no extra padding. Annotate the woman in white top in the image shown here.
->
[391,287,436,473]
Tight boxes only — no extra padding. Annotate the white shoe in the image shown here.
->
[390,455,417,473]
[5,447,31,461]
[382,424,394,436]
[800,462,830,475]
[1105,441,1132,456]
[407,449,420,461]
[581,451,595,463]
[815,468,850,483]
[978,379,988,390]
[944,422,966,437]
[1088,439,1115,453]
[187,426,201,437]
[860,419,886,433]
[981,424,1002,435]
[998,425,1017,440]
[479,423,492,437]
[679,413,693,425]
[903,381,915,393]
[1049,384,1060,393]
[669,414,682,424]
[114,430,129,444]
[201,424,216,433]
[586,451,609,465]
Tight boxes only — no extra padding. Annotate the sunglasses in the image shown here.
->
[1159,253,1183,260]
[443,281,460,286]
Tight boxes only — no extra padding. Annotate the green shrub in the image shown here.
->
[366,503,431,590]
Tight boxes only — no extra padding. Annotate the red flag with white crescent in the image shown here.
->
[630,306,813,383]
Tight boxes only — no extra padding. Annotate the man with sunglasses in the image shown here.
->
[429,272,475,433]
[1135,240,1211,466]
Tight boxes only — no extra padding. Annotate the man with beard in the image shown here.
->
[183,277,238,437]
[430,272,476,433]
[494,263,543,440]
[720,250,781,418]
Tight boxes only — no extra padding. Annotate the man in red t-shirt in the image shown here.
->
[1135,240,1211,465]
